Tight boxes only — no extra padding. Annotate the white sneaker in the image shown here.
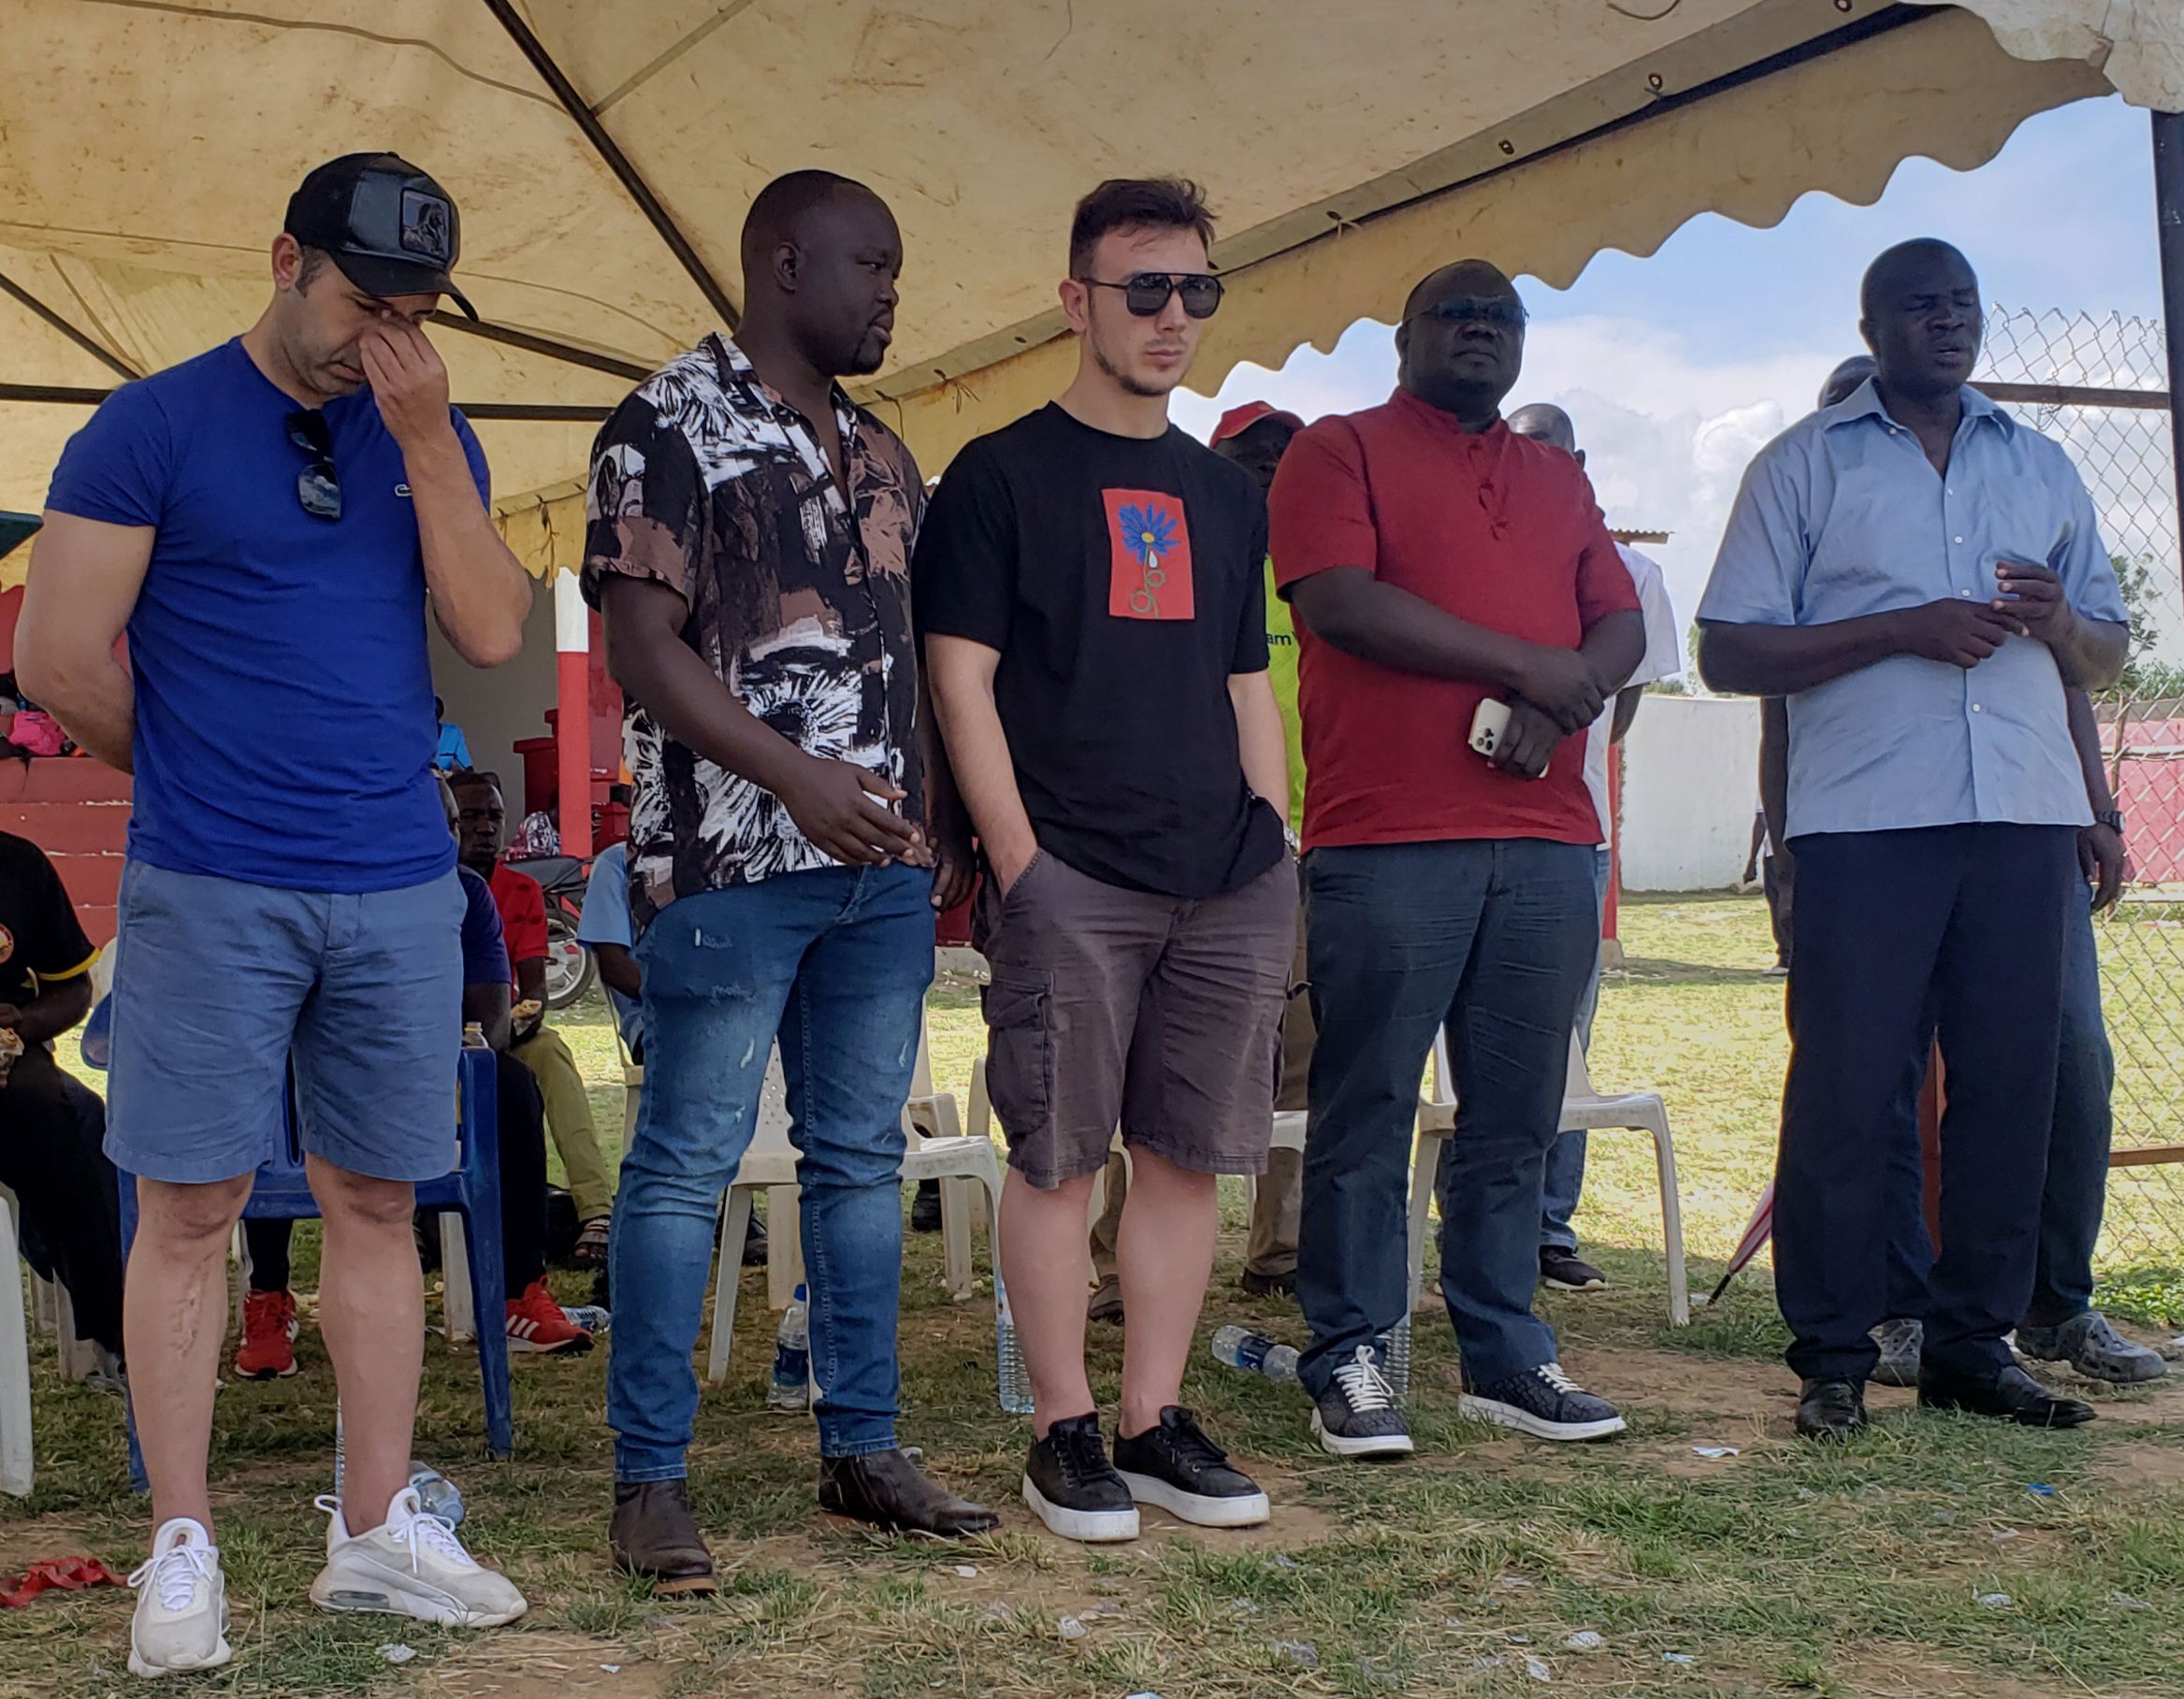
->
[127,1518,232,1678]
[310,1487,528,1627]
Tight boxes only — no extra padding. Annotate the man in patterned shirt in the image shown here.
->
[583,170,991,1590]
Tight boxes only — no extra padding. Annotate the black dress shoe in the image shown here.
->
[910,1178,944,1233]
[1918,1361,2096,1428]
[819,1447,999,1538]
[1795,1376,1869,1441]
[611,1479,717,1596]
[742,1210,770,1266]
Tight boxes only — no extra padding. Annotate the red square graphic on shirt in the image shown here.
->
[1104,489,1194,621]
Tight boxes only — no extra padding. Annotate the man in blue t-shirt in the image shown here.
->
[21,153,534,1676]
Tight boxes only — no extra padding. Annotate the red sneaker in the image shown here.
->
[505,1281,593,1355]
[236,1289,299,1380]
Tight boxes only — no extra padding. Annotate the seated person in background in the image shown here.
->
[432,697,473,774]
[237,785,589,1375]
[0,829,124,1380]
[580,839,767,1267]
[452,770,615,1267]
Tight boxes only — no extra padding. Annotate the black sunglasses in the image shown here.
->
[1412,295,1528,330]
[285,409,340,522]
[1078,272,1224,320]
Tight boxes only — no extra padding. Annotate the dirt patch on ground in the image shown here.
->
[1568,1343,1796,1426]
[1833,1650,2143,1699]
[2093,1439,2184,1490]
[427,1634,669,1699]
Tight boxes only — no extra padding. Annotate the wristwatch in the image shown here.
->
[2094,808,2125,836]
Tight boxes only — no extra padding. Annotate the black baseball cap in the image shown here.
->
[284,152,478,320]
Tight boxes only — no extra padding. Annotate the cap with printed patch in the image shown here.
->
[284,153,477,321]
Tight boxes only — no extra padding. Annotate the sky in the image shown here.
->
[1171,94,2167,661]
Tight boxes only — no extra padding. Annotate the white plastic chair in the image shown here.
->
[1410,1029,1688,1326]
[0,1188,37,1496]
[705,1042,1006,1395]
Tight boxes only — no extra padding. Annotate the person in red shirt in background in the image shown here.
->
[1272,259,1643,1457]
[450,772,615,1263]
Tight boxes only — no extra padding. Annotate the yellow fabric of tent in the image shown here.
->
[0,0,2172,586]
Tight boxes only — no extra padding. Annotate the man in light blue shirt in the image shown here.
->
[577,840,644,1055]
[1699,239,2127,1442]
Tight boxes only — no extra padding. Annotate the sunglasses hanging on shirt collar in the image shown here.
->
[1077,271,1225,320]
[285,409,341,521]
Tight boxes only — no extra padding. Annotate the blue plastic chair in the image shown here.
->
[90,1002,513,1483]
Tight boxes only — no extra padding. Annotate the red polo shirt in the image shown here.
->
[1269,390,1639,851]
[486,862,549,985]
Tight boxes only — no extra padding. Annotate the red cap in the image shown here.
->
[1210,400,1305,446]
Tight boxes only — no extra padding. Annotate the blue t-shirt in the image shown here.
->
[433,722,474,772]
[576,841,643,1051]
[457,864,510,987]
[45,338,490,891]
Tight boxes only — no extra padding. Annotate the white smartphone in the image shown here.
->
[1468,698,1511,758]
[1468,698,1547,776]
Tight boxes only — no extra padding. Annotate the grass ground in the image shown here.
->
[7,896,2184,1698]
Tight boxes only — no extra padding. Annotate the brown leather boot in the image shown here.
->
[818,1447,999,1538]
[611,1480,716,1595]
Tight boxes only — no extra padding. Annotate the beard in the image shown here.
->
[1091,331,1186,398]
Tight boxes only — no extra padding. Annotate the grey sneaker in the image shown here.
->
[1311,1345,1414,1460]
[1871,1317,1923,1388]
[2016,1312,2167,1385]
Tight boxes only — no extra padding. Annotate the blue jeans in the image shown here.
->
[1296,840,1598,1395]
[1884,883,2113,1329]
[1540,846,1613,1252]
[608,863,933,1476]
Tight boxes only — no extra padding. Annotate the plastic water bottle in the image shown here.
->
[333,1404,466,1525]
[562,1303,611,1335]
[1210,1325,1300,1386]
[461,1022,488,1050]
[1385,1317,1413,1402]
[767,1285,811,1410]
[995,1280,1033,1416]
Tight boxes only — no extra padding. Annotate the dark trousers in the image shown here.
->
[1296,840,1597,1395]
[1,1048,124,1352]
[1778,824,2076,1381]
[1883,883,2114,1329]
[246,1049,551,1294]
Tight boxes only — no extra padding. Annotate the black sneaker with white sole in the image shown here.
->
[1310,1344,1415,1460]
[1460,1362,1626,1441]
[1113,1406,1270,1528]
[1022,1413,1139,1543]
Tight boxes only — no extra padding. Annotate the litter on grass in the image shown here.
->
[1564,1631,1605,1651]
[378,1645,417,1665]
[1691,1446,1740,1459]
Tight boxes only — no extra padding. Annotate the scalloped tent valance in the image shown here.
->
[0,0,2169,585]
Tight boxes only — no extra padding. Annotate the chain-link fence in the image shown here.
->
[1977,307,2184,1316]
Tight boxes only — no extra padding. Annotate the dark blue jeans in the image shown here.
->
[1296,840,1598,1396]
[1884,883,2113,1329]
[1540,846,1613,1252]
[608,863,933,1477]
[1778,825,2074,1382]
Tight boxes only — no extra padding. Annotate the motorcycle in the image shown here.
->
[504,853,596,1010]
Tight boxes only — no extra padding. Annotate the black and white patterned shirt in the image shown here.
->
[581,335,926,926]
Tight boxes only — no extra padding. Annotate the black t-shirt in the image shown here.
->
[0,831,95,1008]
[914,404,1284,898]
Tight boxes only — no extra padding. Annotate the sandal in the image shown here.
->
[573,1216,612,1268]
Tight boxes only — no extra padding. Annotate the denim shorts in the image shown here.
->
[105,860,467,1185]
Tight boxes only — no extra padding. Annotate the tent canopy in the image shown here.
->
[3,0,2176,583]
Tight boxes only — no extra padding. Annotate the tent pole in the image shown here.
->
[2155,110,2184,599]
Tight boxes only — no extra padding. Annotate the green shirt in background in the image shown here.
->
[1265,558,1304,832]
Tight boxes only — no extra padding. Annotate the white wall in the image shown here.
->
[1619,695,1761,892]
[428,583,558,814]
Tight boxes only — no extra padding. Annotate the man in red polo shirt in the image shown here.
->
[1271,259,1643,1455]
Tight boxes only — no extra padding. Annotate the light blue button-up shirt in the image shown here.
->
[1699,379,2125,838]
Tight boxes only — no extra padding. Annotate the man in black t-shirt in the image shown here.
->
[917,178,1295,1544]
[0,830,124,1369]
